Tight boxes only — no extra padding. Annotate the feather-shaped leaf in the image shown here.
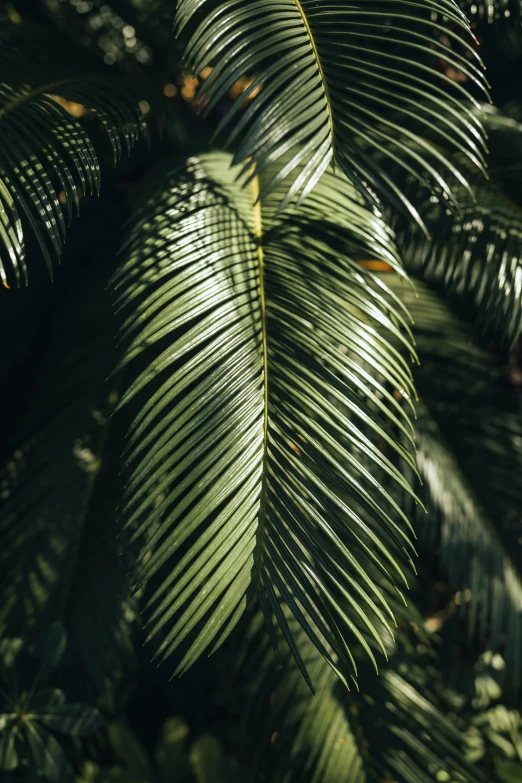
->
[395,176,522,350]
[0,279,136,700]
[241,610,482,783]
[386,107,522,350]
[114,151,419,685]
[176,0,487,217]
[0,23,146,287]
[385,275,522,687]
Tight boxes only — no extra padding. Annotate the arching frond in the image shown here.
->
[395,176,522,349]
[0,281,136,700]
[176,0,487,218]
[242,611,482,783]
[385,276,522,687]
[114,151,419,685]
[387,106,522,349]
[0,24,146,287]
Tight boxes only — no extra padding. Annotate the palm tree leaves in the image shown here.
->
[395,176,522,350]
[0,280,136,700]
[244,621,364,783]
[114,151,419,685]
[176,0,487,216]
[389,106,522,350]
[242,612,481,783]
[386,276,522,686]
[414,411,522,686]
[0,24,146,287]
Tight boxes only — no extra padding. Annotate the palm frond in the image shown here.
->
[394,174,522,349]
[385,275,522,686]
[0,279,136,700]
[114,151,419,685]
[175,0,487,218]
[0,23,146,287]
[242,610,482,783]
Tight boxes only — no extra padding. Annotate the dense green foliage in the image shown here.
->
[1,1,522,781]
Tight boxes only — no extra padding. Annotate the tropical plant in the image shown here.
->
[1,1,522,781]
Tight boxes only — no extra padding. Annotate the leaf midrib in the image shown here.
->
[249,175,269,591]
[293,0,334,148]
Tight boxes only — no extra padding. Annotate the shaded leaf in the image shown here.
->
[0,23,146,286]
[385,275,522,687]
[107,721,151,780]
[32,702,103,737]
[23,721,70,783]
[155,717,191,783]
[496,759,522,783]
[242,611,482,783]
[0,279,136,700]
[189,735,248,783]
[0,730,19,772]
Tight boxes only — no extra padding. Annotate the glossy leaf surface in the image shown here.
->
[114,151,418,684]
[177,0,487,217]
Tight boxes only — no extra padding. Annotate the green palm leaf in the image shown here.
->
[0,23,146,287]
[114,151,419,684]
[176,0,487,216]
[385,275,522,687]
[242,609,482,783]
[0,279,136,700]
[395,175,522,350]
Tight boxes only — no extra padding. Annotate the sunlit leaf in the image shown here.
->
[114,151,418,685]
[177,0,487,219]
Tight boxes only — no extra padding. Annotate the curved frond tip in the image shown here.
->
[114,151,419,685]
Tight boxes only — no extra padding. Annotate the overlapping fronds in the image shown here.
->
[385,275,522,686]
[394,176,522,349]
[242,611,481,783]
[0,23,146,287]
[0,282,136,700]
[176,0,487,218]
[113,151,419,685]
